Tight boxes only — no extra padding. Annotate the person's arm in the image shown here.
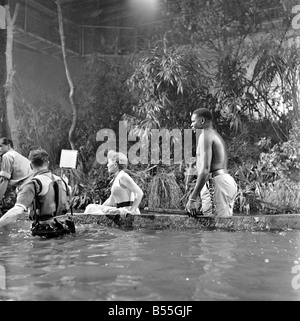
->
[0,181,35,228]
[102,195,115,207]
[0,205,25,228]
[0,153,13,199]
[0,177,9,200]
[120,173,143,214]
[186,131,212,216]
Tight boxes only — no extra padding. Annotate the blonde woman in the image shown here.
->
[84,150,143,216]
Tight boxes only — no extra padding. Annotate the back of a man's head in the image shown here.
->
[29,149,49,168]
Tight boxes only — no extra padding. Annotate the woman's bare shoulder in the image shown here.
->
[118,170,134,184]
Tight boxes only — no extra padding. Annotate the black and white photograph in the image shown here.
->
[0,0,299,305]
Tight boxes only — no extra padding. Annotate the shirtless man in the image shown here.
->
[185,108,237,217]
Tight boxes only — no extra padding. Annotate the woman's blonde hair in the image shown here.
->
[107,150,128,170]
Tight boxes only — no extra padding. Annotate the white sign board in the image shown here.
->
[59,149,78,168]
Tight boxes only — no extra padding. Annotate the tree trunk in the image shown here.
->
[0,1,8,137]
[0,28,7,137]
[4,3,19,148]
[56,0,78,151]
[291,70,300,121]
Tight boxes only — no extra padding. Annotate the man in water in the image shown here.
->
[185,108,237,217]
[0,148,75,237]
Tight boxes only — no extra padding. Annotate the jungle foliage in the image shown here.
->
[17,0,300,214]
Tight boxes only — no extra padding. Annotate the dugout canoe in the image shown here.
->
[72,208,300,232]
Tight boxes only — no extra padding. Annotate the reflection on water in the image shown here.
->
[0,221,299,301]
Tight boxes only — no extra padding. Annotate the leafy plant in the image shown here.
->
[16,94,70,164]
[148,168,183,209]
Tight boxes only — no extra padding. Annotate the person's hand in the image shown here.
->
[185,199,199,218]
[130,208,140,215]
[119,207,131,219]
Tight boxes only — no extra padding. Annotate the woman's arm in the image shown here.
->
[102,195,115,207]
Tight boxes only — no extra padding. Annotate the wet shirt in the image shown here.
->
[0,149,33,186]
[14,172,70,214]
[14,180,36,211]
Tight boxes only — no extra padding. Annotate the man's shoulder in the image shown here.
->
[205,128,221,141]
[18,177,37,193]
[28,172,64,194]
[1,149,16,161]
[52,173,63,181]
[30,172,53,189]
[198,128,215,141]
[50,173,68,186]
[5,149,21,157]
[3,149,29,162]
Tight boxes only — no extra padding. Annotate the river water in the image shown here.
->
[0,221,299,301]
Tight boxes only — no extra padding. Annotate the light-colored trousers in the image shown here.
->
[201,174,237,217]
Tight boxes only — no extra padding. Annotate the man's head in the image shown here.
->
[28,149,50,172]
[0,137,13,156]
[191,108,213,130]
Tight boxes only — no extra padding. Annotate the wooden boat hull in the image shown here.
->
[72,210,300,232]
